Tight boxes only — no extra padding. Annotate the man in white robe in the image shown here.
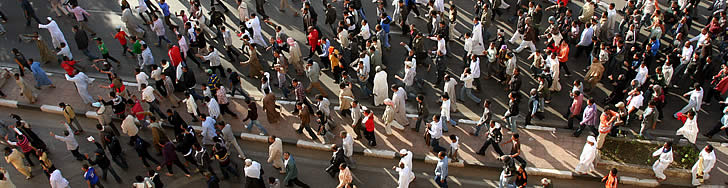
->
[675,86,703,118]
[395,162,414,188]
[470,19,486,57]
[372,66,388,106]
[245,14,268,47]
[382,99,403,135]
[39,17,67,48]
[392,86,409,126]
[676,111,699,144]
[691,145,716,186]
[575,136,597,174]
[444,75,457,112]
[652,142,674,181]
[65,71,95,104]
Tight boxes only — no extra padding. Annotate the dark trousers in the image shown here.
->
[120,44,129,56]
[286,177,310,188]
[225,45,240,62]
[525,112,544,125]
[704,88,723,104]
[364,130,376,146]
[166,160,191,175]
[186,49,202,67]
[573,44,593,58]
[297,124,319,140]
[99,166,122,182]
[560,61,571,75]
[70,147,86,160]
[430,138,446,153]
[573,124,599,137]
[24,12,42,26]
[22,150,36,166]
[407,4,420,17]
[477,138,504,155]
[414,115,428,132]
[435,176,448,188]
[210,65,226,77]
[102,53,120,64]
[229,84,249,99]
[219,103,238,117]
[90,182,104,188]
[705,121,728,138]
[110,153,129,169]
[219,163,240,179]
[138,151,160,167]
[147,100,168,119]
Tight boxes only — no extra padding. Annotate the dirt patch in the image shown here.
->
[599,139,699,169]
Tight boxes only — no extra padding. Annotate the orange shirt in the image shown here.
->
[558,43,569,62]
[599,111,617,133]
[603,174,618,188]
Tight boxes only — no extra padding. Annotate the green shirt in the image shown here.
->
[98,42,109,55]
[131,41,142,54]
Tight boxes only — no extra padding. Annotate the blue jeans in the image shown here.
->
[157,35,171,45]
[459,87,481,103]
[246,120,268,135]
[81,48,99,60]
[443,117,457,132]
[507,116,518,134]
[435,176,448,188]
[473,124,484,136]
[382,32,390,48]
[358,9,366,20]
[359,80,372,96]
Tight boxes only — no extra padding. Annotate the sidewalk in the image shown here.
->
[1,69,724,187]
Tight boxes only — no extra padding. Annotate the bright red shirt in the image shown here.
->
[168,45,182,66]
[364,114,375,132]
[61,60,76,76]
[114,31,128,45]
[307,29,319,50]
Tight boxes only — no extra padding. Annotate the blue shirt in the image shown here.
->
[84,167,99,184]
[435,156,449,178]
[158,3,171,16]
[650,40,660,56]
[380,16,391,33]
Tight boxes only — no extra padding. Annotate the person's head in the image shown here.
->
[512,133,520,141]
[72,25,79,32]
[339,163,347,170]
[705,145,714,153]
[437,151,446,159]
[82,164,90,171]
[664,141,673,149]
[283,152,291,160]
[416,95,424,103]
[269,177,277,184]
[432,114,441,122]
[610,168,618,176]
[135,175,144,182]
[441,94,449,101]
[449,135,457,142]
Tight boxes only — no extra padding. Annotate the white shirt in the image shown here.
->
[626,92,644,111]
[428,120,443,139]
[223,30,233,46]
[141,86,157,102]
[399,151,413,169]
[244,161,262,178]
[433,37,447,55]
[207,98,220,118]
[577,27,594,46]
[142,47,155,66]
[681,46,694,64]
[152,19,165,36]
[50,169,70,188]
[450,136,459,150]
[342,134,354,157]
[203,49,222,67]
[57,45,73,60]
[441,99,451,119]
[135,72,150,91]
[151,68,163,81]
[461,72,475,88]
[201,116,218,138]
[359,23,371,40]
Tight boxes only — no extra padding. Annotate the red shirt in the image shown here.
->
[114,31,128,45]
[132,100,145,120]
[61,60,77,76]
[168,45,182,66]
[364,114,375,132]
[307,29,319,50]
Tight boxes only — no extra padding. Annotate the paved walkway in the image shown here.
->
[3,68,727,186]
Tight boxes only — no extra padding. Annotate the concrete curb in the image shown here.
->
[0,99,18,108]
[362,149,396,159]
[39,104,63,115]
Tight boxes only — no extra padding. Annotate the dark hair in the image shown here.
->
[513,133,520,139]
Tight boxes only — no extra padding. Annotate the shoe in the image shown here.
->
[475,152,485,155]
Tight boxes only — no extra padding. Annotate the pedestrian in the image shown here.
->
[216,122,245,159]
[263,89,282,124]
[156,141,192,177]
[13,73,36,103]
[295,103,319,140]
[39,17,67,48]
[148,117,169,154]
[525,89,543,126]
[652,142,674,182]
[242,98,268,135]
[121,6,145,38]
[502,133,527,168]
[476,121,505,156]
[267,136,285,173]
[213,142,240,179]
[150,15,171,47]
[245,14,268,47]
[574,99,599,137]
[675,110,699,145]
[10,49,30,77]
[440,94,457,132]
[65,70,95,104]
[339,132,355,167]
[72,26,99,60]
[601,168,618,188]
[141,84,168,119]
[84,144,122,183]
[675,84,703,118]
[283,152,310,188]
[459,68,481,103]
[95,38,121,65]
[102,135,128,169]
[49,123,85,161]
[448,135,459,162]
[192,144,216,175]
[326,144,346,177]
[575,136,598,174]
[19,0,42,26]
[372,66,388,106]
[133,137,161,168]
[197,46,225,76]
[244,159,265,188]
[3,147,31,180]
[215,86,238,118]
[394,159,414,188]
[58,103,85,134]
[120,115,139,145]
[427,114,445,153]
[514,165,528,187]
[565,90,584,129]
[29,60,55,89]
[691,145,716,186]
[434,151,448,188]
[67,5,96,35]
[82,164,103,188]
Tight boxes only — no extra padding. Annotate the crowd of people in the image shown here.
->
[0,0,727,187]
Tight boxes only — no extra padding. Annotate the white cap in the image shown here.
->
[399,149,408,155]
[87,136,95,142]
[47,17,53,21]
[245,159,252,166]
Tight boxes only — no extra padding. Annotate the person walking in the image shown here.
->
[81,164,103,188]
[156,141,192,177]
[95,38,121,65]
[65,71,95,104]
[216,122,245,159]
[67,5,96,35]
[244,159,265,188]
[243,98,269,135]
[84,144,122,183]
[49,123,85,161]
[59,103,84,134]
[476,121,505,156]
[434,151,448,188]
[72,26,98,60]
[39,17,67,49]
[267,136,285,173]
[652,142,674,182]
[3,147,31,180]
[30,60,55,89]
[283,152,310,188]
[574,136,598,174]
[13,73,36,104]
[20,0,42,26]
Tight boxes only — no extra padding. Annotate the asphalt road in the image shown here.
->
[0,107,655,188]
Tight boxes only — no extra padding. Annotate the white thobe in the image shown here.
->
[65,73,94,104]
[39,20,67,48]
[373,71,388,106]
[574,143,597,174]
[691,149,716,185]
[652,147,674,180]
[393,88,408,125]
[246,17,268,47]
[676,116,699,143]
[548,58,561,91]
[471,23,486,55]
[444,78,457,111]
[396,166,415,188]
[49,169,69,188]
[634,65,649,86]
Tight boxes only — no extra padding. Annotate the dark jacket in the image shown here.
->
[243,102,259,121]
[181,71,197,89]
